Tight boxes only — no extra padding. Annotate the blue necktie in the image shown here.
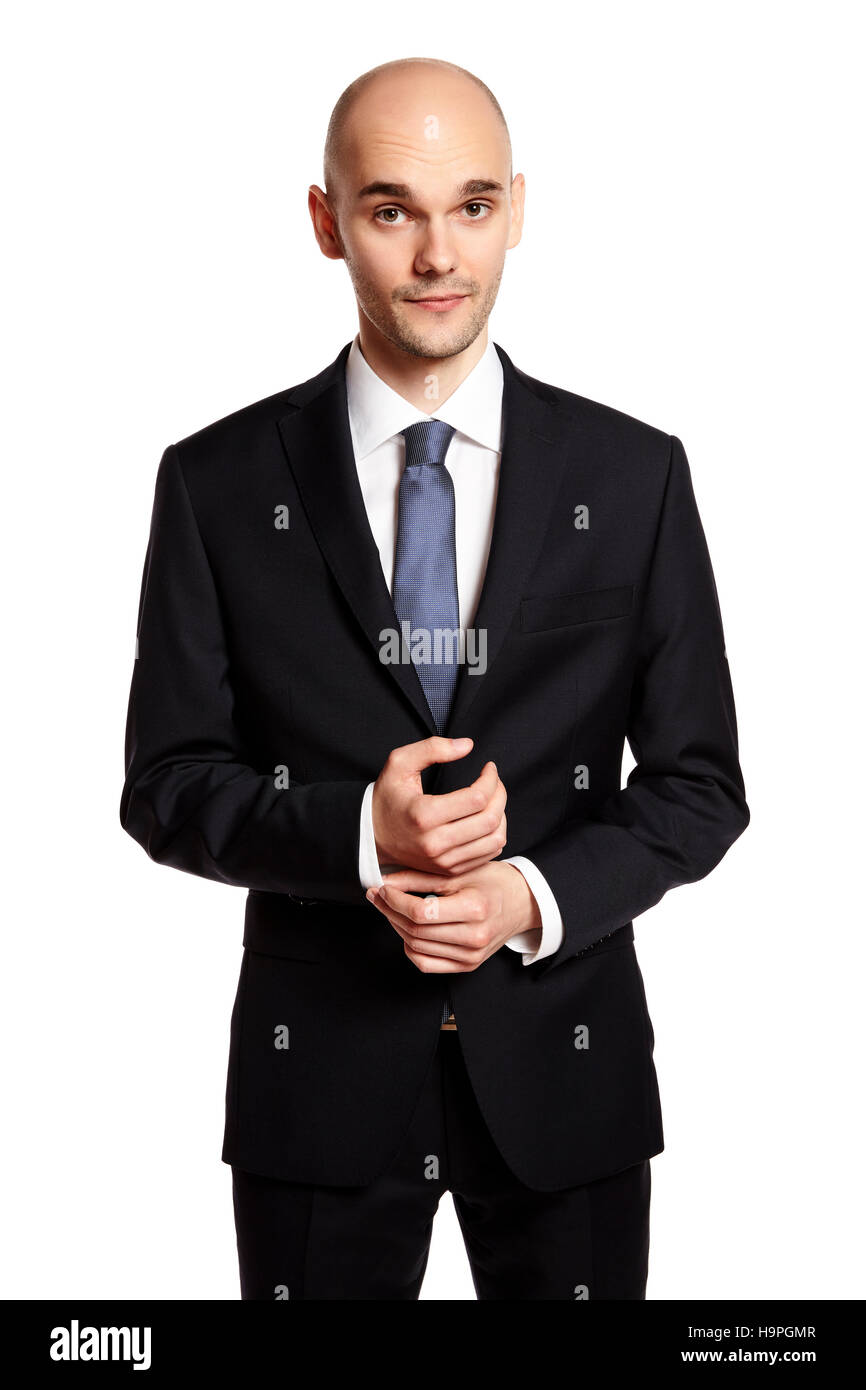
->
[393,419,459,1029]
[393,420,460,733]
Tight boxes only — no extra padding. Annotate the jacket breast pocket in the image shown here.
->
[520,584,634,633]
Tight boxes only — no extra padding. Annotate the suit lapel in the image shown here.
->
[276,340,571,741]
[441,344,569,739]
[276,343,436,732]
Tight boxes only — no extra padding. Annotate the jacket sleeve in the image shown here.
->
[119,443,368,902]
[526,434,749,974]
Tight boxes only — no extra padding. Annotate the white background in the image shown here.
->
[3,0,863,1300]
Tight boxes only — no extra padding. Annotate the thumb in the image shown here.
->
[397,735,473,776]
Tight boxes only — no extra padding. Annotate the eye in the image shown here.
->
[374,202,494,225]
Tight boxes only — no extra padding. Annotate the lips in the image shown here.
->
[406,295,468,312]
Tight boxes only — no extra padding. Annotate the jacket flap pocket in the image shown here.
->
[243,891,325,961]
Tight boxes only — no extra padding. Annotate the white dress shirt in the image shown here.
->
[346,332,564,964]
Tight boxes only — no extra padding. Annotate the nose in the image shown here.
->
[413,217,459,278]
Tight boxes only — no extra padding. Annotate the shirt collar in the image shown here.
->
[345,331,504,460]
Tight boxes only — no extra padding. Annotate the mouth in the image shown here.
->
[405,294,468,313]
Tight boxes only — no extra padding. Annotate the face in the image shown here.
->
[312,69,524,360]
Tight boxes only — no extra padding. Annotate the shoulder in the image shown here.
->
[159,353,348,511]
[172,385,298,458]
[514,354,671,449]
[502,350,676,493]
[170,347,347,460]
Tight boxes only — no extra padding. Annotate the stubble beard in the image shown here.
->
[344,248,504,361]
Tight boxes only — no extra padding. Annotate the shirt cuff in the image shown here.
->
[502,856,565,965]
[358,781,386,890]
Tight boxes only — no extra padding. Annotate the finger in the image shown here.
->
[390,735,474,779]
[380,868,459,894]
[421,784,507,857]
[399,932,481,965]
[418,760,504,830]
[367,888,481,951]
[403,947,468,974]
[434,823,507,872]
[433,851,500,877]
[374,882,476,925]
[373,894,488,959]
[388,917,484,961]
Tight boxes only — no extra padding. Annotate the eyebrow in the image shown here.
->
[356,178,505,201]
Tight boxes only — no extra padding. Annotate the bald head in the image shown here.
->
[323,58,512,207]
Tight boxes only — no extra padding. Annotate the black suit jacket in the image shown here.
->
[120,340,749,1190]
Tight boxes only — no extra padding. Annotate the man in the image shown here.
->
[120,56,749,1300]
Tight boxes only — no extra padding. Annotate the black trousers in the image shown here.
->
[232,1029,651,1300]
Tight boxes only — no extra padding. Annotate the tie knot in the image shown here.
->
[401,418,456,468]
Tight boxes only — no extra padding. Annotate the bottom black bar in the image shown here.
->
[0,1299,859,1374]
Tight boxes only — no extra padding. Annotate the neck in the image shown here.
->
[356,323,489,412]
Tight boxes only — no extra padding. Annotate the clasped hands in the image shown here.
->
[367,736,541,973]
